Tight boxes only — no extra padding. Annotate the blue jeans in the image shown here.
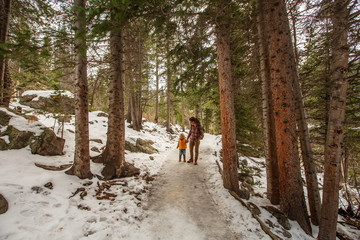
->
[179,149,186,159]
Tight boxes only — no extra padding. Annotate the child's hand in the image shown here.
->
[177,146,178,149]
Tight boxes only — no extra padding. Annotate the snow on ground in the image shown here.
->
[0,96,359,240]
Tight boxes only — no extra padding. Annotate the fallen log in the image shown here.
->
[35,163,72,171]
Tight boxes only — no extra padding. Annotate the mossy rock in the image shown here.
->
[0,138,8,150]
[20,94,75,115]
[30,128,65,156]
[2,126,35,149]
[0,110,10,126]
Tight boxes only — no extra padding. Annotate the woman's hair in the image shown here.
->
[189,117,201,127]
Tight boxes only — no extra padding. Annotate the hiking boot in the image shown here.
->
[187,158,193,163]
[179,159,181,162]
[194,160,198,165]
[183,159,186,162]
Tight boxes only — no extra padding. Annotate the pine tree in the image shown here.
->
[318,0,350,239]
[266,0,311,234]
[65,0,92,179]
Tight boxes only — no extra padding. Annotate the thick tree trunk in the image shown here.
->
[318,1,349,239]
[101,16,126,179]
[266,0,311,234]
[155,50,159,123]
[215,0,240,195]
[65,0,91,179]
[257,0,280,205]
[0,0,11,106]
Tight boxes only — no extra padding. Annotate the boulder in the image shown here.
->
[0,110,10,126]
[0,194,8,214]
[0,138,8,150]
[20,94,75,115]
[2,126,35,150]
[30,128,65,156]
[262,205,291,230]
[125,139,158,154]
[136,139,158,154]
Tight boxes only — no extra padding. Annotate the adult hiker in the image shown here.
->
[186,117,204,165]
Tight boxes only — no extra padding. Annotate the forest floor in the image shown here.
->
[0,91,359,240]
[129,147,238,240]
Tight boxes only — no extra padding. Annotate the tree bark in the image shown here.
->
[2,59,12,107]
[287,0,321,225]
[257,0,280,205]
[100,14,126,179]
[155,49,159,123]
[318,1,350,239]
[215,0,240,195]
[266,0,311,234]
[0,0,11,106]
[166,41,171,132]
[65,0,92,179]
[182,98,185,132]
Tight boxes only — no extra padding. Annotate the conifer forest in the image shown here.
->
[0,0,359,240]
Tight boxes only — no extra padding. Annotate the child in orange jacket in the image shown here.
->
[177,133,187,162]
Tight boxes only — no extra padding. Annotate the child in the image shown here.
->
[177,133,187,162]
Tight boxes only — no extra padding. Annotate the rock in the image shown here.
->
[97,112,108,118]
[90,139,103,144]
[262,205,291,230]
[0,138,8,150]
[136,139,158,154]
[0,110,10,126]
[245,176,254,185]
[117,162,140,178]
[238,188,250,200]
[125,139,158,154]
[20,94,75,115]
[0,194,8,214]
[125,141,138,152]
[91,146,100,153]
[30,128,65,156]
[149,156,154,160]
[2,126,35,149]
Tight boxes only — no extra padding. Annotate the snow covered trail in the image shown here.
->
[129,137,239,240]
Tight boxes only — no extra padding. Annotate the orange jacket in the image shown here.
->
[178,139,187,150]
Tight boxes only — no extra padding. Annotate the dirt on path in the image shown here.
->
[131,148,238,240]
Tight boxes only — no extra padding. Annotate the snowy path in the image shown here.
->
[129,140,238,240]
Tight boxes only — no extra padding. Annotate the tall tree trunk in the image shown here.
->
[99,15,127,179]
[318,1,350,239]
[266,0,311,234]
[293,66,321,226]
[257,0,280,205]
[288,0,321,226]
[166,42,171,132]
[65,0,91,179]
[126,95,132,123]
[155,49,159,123]
[2,59,12,107]
[215,0,240,195]
[0,0,11,106]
